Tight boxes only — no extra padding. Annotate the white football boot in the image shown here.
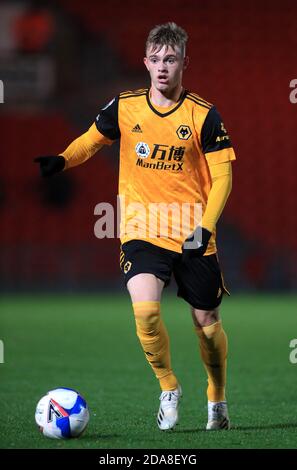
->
[157,385,182,430]
[206,400,230,430]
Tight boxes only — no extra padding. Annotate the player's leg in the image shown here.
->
[127,273,181,430]
[191,307,227,404]
[173,253,230,430]
[120,240,182,430]
[191,306,230,430]
[127,273,179,390]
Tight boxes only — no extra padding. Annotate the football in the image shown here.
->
[35,387,89,439]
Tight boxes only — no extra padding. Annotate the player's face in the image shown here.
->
[144,45,188,94]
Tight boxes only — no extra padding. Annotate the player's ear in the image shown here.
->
[183,56,189,70]
[143,57,150,71]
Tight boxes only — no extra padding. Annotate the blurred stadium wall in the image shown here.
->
[0,0,296,292]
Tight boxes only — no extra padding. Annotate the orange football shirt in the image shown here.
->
[93,88,236,253]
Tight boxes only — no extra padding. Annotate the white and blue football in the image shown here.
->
[35,387,89,439]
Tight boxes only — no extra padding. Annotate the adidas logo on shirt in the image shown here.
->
[132,124,142,133]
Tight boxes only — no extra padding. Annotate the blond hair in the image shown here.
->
[145,22,188,57]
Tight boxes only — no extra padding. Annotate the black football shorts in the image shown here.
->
[120,240,229,310]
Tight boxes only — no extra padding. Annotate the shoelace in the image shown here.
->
[159,390,179,408]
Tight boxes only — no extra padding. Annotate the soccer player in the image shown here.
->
[34,22,236,431]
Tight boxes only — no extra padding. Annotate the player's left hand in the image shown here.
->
[182,226,212,260]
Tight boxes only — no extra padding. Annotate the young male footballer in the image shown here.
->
[34,22,236,431]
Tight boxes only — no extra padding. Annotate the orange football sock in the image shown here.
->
[133,301,178,391]
[195,320,228,402]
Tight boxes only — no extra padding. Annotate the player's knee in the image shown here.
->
[192,307,220,330]
[132,301,161,331]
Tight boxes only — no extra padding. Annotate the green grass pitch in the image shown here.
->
[0,293,297,449]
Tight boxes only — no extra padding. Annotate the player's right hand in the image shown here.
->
[34,155,65,177]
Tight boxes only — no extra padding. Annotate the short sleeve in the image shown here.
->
[201,106,236,164]
[95,96,121,141]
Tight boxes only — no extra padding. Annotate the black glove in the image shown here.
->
[34,155,65,177]
[182,226,212,260]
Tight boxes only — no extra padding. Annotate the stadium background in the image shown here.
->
[0,0,297,450]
